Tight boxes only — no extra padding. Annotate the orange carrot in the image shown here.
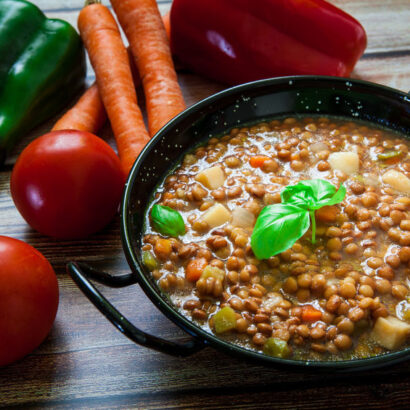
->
[301,305,322,323]
[250,155,270,168]
[78,2,150,175]
[163,11,171,40]
[52,82,107,133]
[52,12,170,137]
[186,258,208,282]
[128,12,169,81]
[384,156,403,166]
[110,0,186,137]
[154,238,172,260]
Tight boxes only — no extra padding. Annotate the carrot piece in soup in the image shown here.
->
[250,155,270,168]
[301,305,322,322]
[186,257,208,282]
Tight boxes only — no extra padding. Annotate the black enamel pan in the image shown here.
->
[67,76,410,371]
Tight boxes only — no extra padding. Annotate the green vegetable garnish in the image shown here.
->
[280,179,346,210]
[151,204,186,237]
[377,150,402,160]
[263,337,291,358]
[251,179,346,260]
[142,251,158,271]
[251,204,310,260]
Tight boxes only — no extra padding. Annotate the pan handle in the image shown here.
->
[67,262,205,357]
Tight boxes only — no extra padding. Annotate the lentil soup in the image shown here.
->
[142,116,410,361]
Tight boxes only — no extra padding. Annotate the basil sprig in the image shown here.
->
[251,179,346,260]
[151,204,186,237]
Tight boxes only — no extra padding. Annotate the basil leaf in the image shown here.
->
[280,183,316,209]
[252,179,346,259]
[315,183,346,209]
[151,204,186,237]
[281,179,346,210]
[300,179,345,209]
[250,204,310,260]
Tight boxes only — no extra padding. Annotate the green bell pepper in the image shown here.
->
[0,0,86,165]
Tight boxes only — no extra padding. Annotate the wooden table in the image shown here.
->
[1,1,409,408]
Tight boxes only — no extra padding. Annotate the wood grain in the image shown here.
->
[1,0,409,408]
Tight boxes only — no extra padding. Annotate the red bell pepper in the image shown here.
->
[170,0,367,85]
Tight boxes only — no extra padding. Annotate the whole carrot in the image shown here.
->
[52,12,171,136]
[78,1,150,175]
[52,82,106,134]
[110,0,185,137]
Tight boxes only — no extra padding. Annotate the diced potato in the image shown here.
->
[328,152,359,175]
[202,203,231,228]
[370,316,410,350]
[213,306,237,333]
[195,166,225,189]
[362,173,380,188]
[231,207,255,228]
[382,170,410,194]
[261,292,284,310]
[200,265,225,281]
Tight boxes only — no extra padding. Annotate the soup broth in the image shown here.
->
[142,116,410,361]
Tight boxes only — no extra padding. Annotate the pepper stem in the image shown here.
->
[85,0,101,5]
[310,210,316,244]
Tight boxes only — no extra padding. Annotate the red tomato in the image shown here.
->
[0,236,59,366]
[11,130,125,239]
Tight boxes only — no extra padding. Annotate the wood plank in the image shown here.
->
[41,1,410,55]
[353,54,410,92]
[42,2,410,93]
[36,0,171,11]
[31,381,410,410]
[333,0,410,53]
[2,341,410,406]
[43,3,172,29]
